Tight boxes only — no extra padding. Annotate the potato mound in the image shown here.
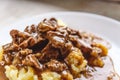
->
[5,65,38,80]
[0,46,3,61]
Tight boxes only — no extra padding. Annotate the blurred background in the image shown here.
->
[0,0,120,27]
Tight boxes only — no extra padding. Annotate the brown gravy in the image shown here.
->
[0,66,8,80]
[76,56,120,80]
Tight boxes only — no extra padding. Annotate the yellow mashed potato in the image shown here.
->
[5,65,38,80]
[5,65,63,80]
[65,48,87,77]
[0,46,3,61]
[41,71,61,80]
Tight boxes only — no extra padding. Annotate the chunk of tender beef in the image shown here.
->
[46,30,73,58]
[66,27,81,37]
[11,49,33,67]
[44,59,67,72]
[39,43,60,63]
[19,37,36,48]
[10,29,45,50]
[10,29,30,44]
[22,54,43,70]
[2,53,13,65]
[24,25,37,34]
[37,18,57,32]
[47,31,66,48]
[3,43,19,53]
[69,35,92,54]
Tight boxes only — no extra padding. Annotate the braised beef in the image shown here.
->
[40,43,60,63]
[0,18,115,80]
[10,29,30,45]
[24,25,37,34]
[44,59,67,72]
[22,54,43,70]
[2,18,110,68]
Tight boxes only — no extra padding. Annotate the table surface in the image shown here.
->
[0,0,120,27]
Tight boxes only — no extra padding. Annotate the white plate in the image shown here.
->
[0,12,120,75]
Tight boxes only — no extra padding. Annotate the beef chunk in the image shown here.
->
[44,59,67,72]
[22,54,43,70]
[39,43,60,63]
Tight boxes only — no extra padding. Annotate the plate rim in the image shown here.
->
[3,11,120,28]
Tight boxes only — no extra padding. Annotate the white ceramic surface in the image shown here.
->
[0,12,120,75]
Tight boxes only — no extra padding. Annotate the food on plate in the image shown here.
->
[0,18,119,80]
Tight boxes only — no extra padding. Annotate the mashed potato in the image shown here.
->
[65,48,87,77]
[95,43,108,56]
[5,65,62,80]
[41,71,61,80]
[0,46,3,61]
[5,65,38,80]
